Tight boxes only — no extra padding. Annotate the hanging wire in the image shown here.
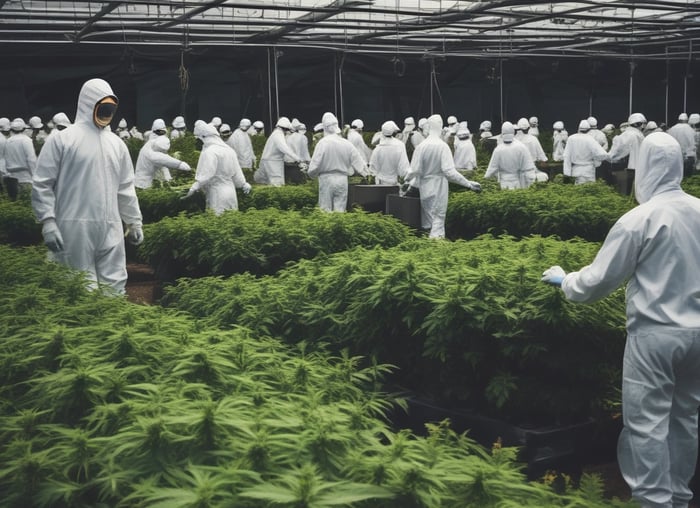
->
[178,2,190,109]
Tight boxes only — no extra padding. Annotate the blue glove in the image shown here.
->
[541,266,566,287]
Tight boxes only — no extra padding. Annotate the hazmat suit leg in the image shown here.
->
[51,220,128,294]
[206,183,238,216]
[318,173,347,212]
[266,160,286,186]
[419,176,448,238]
[617,331,700,508]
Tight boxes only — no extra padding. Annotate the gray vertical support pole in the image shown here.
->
[665,48,670,126]
[499,59,504,123]
[628,61,634,116]
[333,53,338,116]
[267,48,273,129]
[684,41,693,113]
[589,91,593,118]
[274,47,280,120]
[338,53,345,126]
[430,58,435,114]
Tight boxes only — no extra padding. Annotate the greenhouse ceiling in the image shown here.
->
[1,0,699,60]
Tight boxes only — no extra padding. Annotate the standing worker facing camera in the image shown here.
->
[32,78,143,295]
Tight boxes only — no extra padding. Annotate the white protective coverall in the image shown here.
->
[563,125,609,184]
[32,78,143,294]
[485,123,536,189]
[256,125,300,186]
[545,132,700,508]
[453,128,477,171]
[307,112,368,212]
[0,120,8,179]
[552,122,568,162]
[5,121,37,185]
[667,119,697,161]
[230,123,256,170]
[134,135,191,189]
[405,114,480,238]
[515,124,548,165]
[609,123,645,170]
[368,121,410,185]
[288,127,311,163]
[188,120,250,215]
[347,126,372,164]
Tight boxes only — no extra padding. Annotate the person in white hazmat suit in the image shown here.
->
[667,113,697,176]
[230,118,256,170]
[562,120,610,185]
[515,117,548,166]
[347,119,372,165]
[307,112,368,212]
[608,112,646,170]
[368,120,410,185]
[170,116,186,140]
[484,121,536,189]
[453,124,477,171]
[5,118,37,200]
[182,120,251,215]
[587,116,609,150]
[255,117,302,186]
[405,114,481,239]
[551,121,568,162]
[528,116,540,137]
[691,113,700,172]
[287,123,311,164]
[47,113,71,140]
[134,134,191,189]
[31,78,143,294]
[542,132,700,508]
[0,117,9,195]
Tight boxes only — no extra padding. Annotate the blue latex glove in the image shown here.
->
[541,266,566,287]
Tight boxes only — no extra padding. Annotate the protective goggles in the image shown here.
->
[93,97,118,127]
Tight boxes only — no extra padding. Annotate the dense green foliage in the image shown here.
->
[138,208,414,280]
[0,197,41,245]
[446,180,635,242]
[136,183,319,223]
[0,245,635,508]
[163,235,626,425]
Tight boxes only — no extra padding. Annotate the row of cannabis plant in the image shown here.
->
[138,208,414,280]
[0,245,634,507]
[136,183,319,223]
[446,179,635,242]
[163,235,627,426]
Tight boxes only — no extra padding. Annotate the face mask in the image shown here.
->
[154,129,166,136]
[221,132,232,139]
[56,125,67,131]
[93,98,118,128]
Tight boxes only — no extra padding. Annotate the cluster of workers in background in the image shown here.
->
[3,79,700,508]
[2,79,700,246]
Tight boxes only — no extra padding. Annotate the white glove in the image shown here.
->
[42,219,64,252]
[541,266,566,287]
[126,223,144,246]
[298,161,309,172]
[179,161,192,171]
[181,185,197,200]
[242,182,252,194]
[467,181,482,193]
